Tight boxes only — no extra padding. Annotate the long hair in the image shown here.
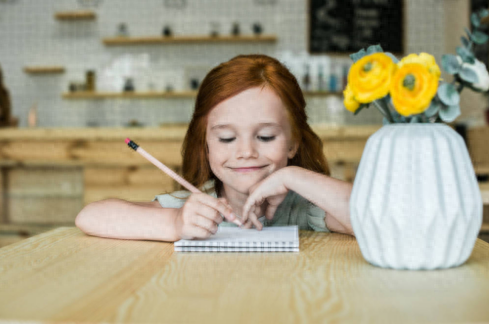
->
[169,54,329,199]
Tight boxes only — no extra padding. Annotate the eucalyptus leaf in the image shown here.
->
[382,117,391,125]
[384,52,399,63]
[456,46,475,64]
[353,104,367,115]
[410,116,421,123]
[471,30,489,44]
[441,54,461,74]
[424,100,440,117]
[439,104,461,123]
[479,8,489,19]
[465,27,472,39]
[366,44,383,54]
[459,66,480,83]
[461,36,471,48]
[350,49,367,63]
[438,83,460,106]
[471,12,481,28]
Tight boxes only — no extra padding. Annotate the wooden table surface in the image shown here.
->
[1,227,489,324]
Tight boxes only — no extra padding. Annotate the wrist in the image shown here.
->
[282,166,300,191]
[171,208,183,241]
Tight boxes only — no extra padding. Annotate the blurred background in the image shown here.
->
[0,0,488,246]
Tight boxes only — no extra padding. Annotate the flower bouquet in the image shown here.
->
[345,9,487,270]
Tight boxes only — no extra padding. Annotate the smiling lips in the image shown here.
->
[231,165,266,172]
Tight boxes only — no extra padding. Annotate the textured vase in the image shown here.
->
[350,123,483,270]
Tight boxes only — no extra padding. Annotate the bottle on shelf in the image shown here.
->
[117,23,129,37]
[342,64,349,90]
[85,70,96,92]
[231,22,240,36]
[123,78,135,92]
[317,64,325,92]
[329,66,337,93]
[302,64,311,91]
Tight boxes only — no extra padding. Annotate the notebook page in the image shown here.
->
[174,226,299,248]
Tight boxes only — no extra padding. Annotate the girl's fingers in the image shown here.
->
[241,219,253,229]
[187,225,213,239]
[249,209,263,231]
[197,194,240,225]
[193,214,218,235]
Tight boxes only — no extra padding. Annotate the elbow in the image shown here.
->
[75,201,99,232]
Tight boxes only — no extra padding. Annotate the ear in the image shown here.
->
[287,140,299,159]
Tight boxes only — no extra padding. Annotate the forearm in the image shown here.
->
[284,166,354,235]
[75,199,180,242]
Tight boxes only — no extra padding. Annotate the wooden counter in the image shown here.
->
[0,125,488,243]
[1,227,489,323]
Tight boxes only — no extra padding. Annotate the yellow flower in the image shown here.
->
[343,84,361,112]
[398,53,441,79]
[390,63,439,116]
[348,53,396,103]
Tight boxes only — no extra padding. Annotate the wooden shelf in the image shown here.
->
[62,90,341,99]
[54,10,96,21]
[102,35,277,46]
[24,66,65,74]
[480,183,489,205]
[481,223,489,233]
[62,91,198,99]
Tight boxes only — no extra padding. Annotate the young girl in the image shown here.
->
[75,54,354,241]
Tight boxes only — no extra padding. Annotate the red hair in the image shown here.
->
[170,54,329,198]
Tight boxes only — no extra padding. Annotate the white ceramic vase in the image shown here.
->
[350,123,483,270]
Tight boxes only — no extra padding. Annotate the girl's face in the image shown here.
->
[206,86,298,196]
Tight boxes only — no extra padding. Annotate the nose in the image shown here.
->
[236,138,258,159]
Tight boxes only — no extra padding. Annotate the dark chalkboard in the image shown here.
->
[309,0,404,54]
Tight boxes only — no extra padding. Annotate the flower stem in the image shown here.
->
[373,99,394,123]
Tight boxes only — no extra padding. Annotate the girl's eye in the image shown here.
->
[218,136,276,143]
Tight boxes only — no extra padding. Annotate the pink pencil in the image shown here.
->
[125,138,242,226]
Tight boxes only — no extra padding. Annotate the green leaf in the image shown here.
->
[465,27,472,39]
[382,117,391,125]
[366,44,383,55]
[350,48,367,63]
[439,104,461,123]
[456,46,475,64]
[353,104,369,115]
[471,12,481,28]
[459,66,479,83]
[478,8,489,19]
[472,30,489,44]
[461,36,471,48]
[438,83,460,106]
[424,99,440,117]
[410,115,421,123]
[441,54,461,74]
[384,52,399,63]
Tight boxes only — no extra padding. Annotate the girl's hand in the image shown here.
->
[174,193,237,240]
[241,168,290,230]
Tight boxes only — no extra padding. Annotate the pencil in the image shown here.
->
[125,138,242,227]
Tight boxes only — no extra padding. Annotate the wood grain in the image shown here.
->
[0,228,489,323]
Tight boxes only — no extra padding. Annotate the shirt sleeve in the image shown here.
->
[152,190,191,208]
[305,201,330,232]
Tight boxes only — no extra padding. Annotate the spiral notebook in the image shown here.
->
[174,226,299,252]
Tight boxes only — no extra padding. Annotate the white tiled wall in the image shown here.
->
[0,0,484,127]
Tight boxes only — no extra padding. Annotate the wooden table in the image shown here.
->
[1,228,489,323]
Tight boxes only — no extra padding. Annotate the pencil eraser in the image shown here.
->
[125,138,131,144]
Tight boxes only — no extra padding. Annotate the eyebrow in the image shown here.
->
[211,122,281,130]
